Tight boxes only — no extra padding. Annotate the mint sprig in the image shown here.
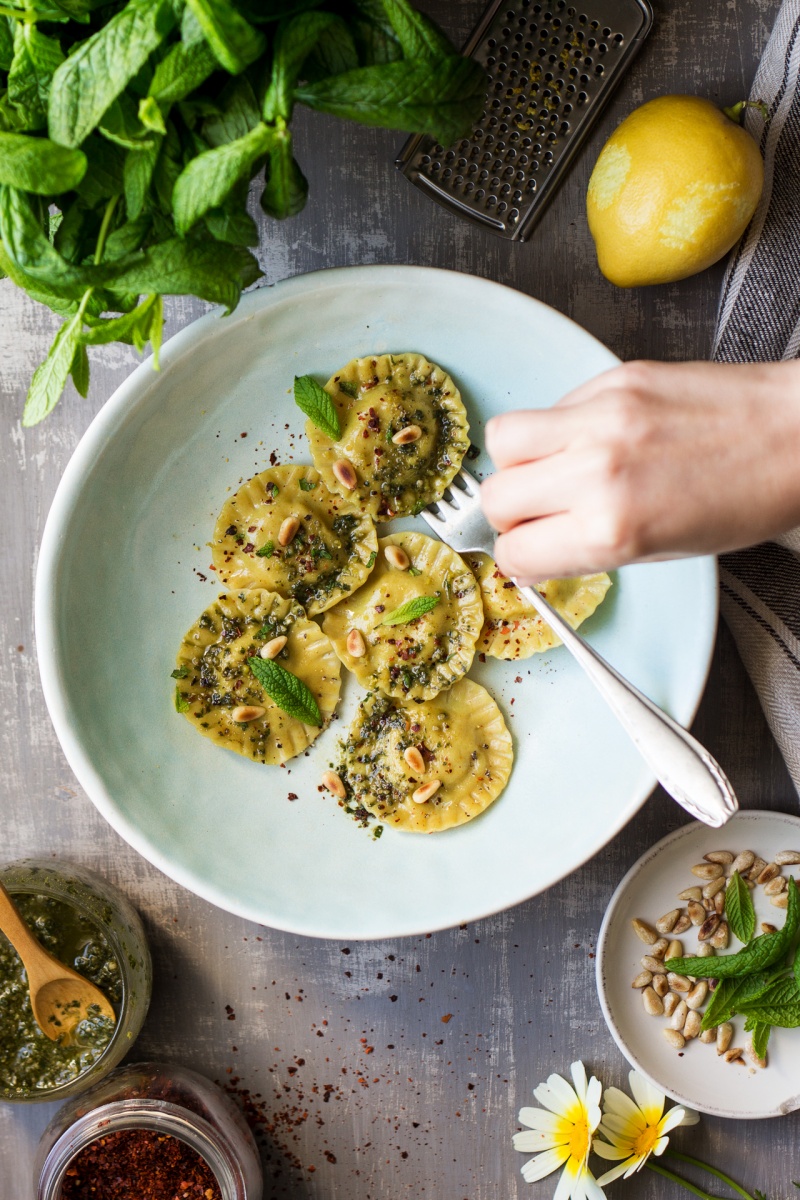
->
[248,656,321,726]
[294,375,341,440]
[381,595,439,626]
[726,870,756,944]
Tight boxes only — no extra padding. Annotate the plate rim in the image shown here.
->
[595,809,800,1119]
[35,264,719,937]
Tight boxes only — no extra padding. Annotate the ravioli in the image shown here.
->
[322,532,483,701]
[211,465,377,616]
[305,352,470,519]
[339,680,513,833]
[467,553,612,659]
[174,590,341,765]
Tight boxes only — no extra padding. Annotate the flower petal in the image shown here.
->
[513,1130,557,1153]
[535,1075,581,1119]
[658,1106,688,1137]
[597,1160,632,1187]
[518,1106,568,1135]
[653,1136,671,1157]
[586,1075,603,1130]
[680,1106,701,1126]
[570,1061,588,1104]
[602,1087,646,1131]
[520,1144,570,1182]
[599,1111,639,1138]
[592,1138,627,1162]
[628,1071,666,1125]
[580,1171,608,1200]
[553,1157,581,1200]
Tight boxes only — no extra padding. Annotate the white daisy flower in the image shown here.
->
[594,1070,700,1185]
[512,1060,605,1200]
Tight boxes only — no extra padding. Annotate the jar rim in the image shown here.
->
[37,1099,243,1200]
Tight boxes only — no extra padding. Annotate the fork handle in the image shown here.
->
[515,584,737,828]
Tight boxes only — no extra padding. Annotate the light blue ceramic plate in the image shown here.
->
[36,266,718,939]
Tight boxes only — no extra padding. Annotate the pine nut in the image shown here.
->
[650,937,669,960]
[683,1010,702,1040]
[700,1029,716,1044]
[322,770,346,799]
[704,850,734,864]
[764,875,786,896]
[691,862,724,880]
[686,981,708,1010]
[687,901,706,925]
[667,973,691,993]
[384,544,410,570]
[748,856,767,880]
[332,458,357,490]
[663,1029,686,1050]
[656,909,680,934]
[716,1023,733,1054]
[761,922,777,934]
[346,628,366,658]
[260,636,287,660]
[278,515,301,546]
[632,971,653,989]
[696,942,715,958]
[757,862,780,884]
[710,921,729,949]
[652,974,669,998]
[730,850,755,875]
[663,992,680,1017]
[702,876,726,899]
[678,887,703,902]
[231,705,265,723]
[403,746,426,774]
[666,939,683,960]
[412,779,441,804]
[641,955,664,973]
[770,891,789,909]
[713,890,725,915]
[775,850,800,865]
[392,424,422,445]
[703,897,715,913]
[724,1047,744,1063]
[670,1000,689,1030]
[747,1041,767,1069]
[672,913,692,934]
[642,987,663,1016]
[631,918,658,945]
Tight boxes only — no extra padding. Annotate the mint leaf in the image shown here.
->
[69,340,90,398]
[171,665,189,679]
[726,870,756,944]
[408,566,421,577]
[80,295,161,349]
[0,132,85,193]
[23,310,83,426]
[248,656,322,726]
[294,374,341,439]
[381,595,439,626]
[175,686,190,712]
[263,11,338,122]
[339,379,359,399]
[751,1020,771,1060]
[256,540,274,558]
[185,0,265,75]
[8,24,65,132]
[110,239,262,313]
[173,122,273,233]
[366,551,377,569]
[260,124,308,219]
[149,38,218,105]
[299,478,317,492]
[379,0,453,61]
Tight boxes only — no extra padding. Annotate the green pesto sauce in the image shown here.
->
[0,893,120,1096]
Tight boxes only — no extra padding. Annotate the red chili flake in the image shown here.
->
[287,793,298,801]
[243,543,254,554]
[60,1130,222,1200]
[502,581,516,589]
[441,1013,453,1023]
[375,605,385,614]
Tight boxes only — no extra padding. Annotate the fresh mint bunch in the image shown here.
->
[0,0,486,425]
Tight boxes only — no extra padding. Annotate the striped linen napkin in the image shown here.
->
[713,0,800,793]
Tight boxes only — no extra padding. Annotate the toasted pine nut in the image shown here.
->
[663,1029,686,1050]
[278,515,301,546]
[775,850,800,865]
[696,942,715,958]
[231,704,265,722]
[700,1029,716,1044]
[730,850,755,875]
[702,876,727,899]
[666,939,683,961]
[641,955,664,973]
[678,887,703,902]
[703,896,715,913]
[650,937,669,960]
[332,458,357,490]
[667,973,691,993]
[385,544,410,570]
[761,922,777,934]
[714,890,726,915]
[663,992,680,1017]
[748,856,767,880]
[704,850,734,864]
[652,974,669,998]
[642,987,663,1016]
[746,1041,767,1069]
[716,1023,733,1054]
[632,971,653,989]
[710,921,729,949]
[757,862,780,884]
[670,1000,689,1030]
[764,875,786,896]
[691,862,724,880]
[412,779,441,804]
[656,909,680,934]
[687,901,706,926]
[403,746,426,774]
[672,912,692,934]
[724,1047,744,1063]
[392,424,422,445]
[260,636,287,660]
[686,981,708,1010]
[346,628,366,658]
[683,1010,702,1040]
[770,891,789,909]
[322,770,346,799]
[631,918,658,945]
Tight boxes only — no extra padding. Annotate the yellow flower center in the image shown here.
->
[567,1117,591,1162]
[632,1124,660,1159]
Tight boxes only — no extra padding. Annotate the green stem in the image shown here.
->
[723,99,769,124]
[0,4,34,18]
[93,195,119,266]
[665,1151,756,1200]
[646,1162,724,1200]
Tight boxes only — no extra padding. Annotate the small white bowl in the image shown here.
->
[596,810,800,1119]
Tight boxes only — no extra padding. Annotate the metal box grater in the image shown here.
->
[396,0,654,240]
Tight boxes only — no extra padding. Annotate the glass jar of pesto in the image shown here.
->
[0,859,151,1103]
[35,1062,264,1200]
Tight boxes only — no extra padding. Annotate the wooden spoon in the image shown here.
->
[0,880,116,1044]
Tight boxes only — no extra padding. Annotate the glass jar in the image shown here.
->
[36,1062,264,1200]
[0,858,152,1103]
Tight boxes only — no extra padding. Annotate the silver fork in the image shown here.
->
[419,468,737,828]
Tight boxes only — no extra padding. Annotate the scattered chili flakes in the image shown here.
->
[60,1129,222,1200]
[441,1013,453,1023]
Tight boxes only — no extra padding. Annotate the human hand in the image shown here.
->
[481,359,800,583]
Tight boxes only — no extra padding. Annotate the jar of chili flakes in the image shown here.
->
[35,1061,263,1200]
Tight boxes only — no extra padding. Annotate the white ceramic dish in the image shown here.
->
[597,810,800,1119]
[36,265,718,939]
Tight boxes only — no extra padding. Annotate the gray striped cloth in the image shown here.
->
[713,0,800,793]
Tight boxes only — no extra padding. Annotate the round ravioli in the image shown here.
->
[211,465,377,615]
[339,680,513,833]
[174,590,341,765]
[467,553,612,659]
[306,352,470,519]
[322,532,483,701]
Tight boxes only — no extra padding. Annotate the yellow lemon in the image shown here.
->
[587,95,764,287]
